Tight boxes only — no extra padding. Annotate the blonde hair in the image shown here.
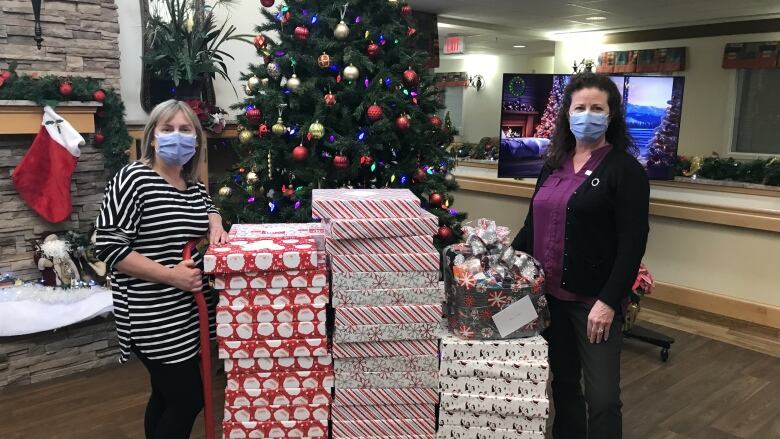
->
[141,99,207,182]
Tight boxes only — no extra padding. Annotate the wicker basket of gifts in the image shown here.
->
[443,219,550,340]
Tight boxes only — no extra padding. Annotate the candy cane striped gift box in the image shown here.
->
[325,213,438,240]
[334,388,439,406]
[312,189,421,220]
[332,418,435,437]
[326,235,435,255]
[331,403,435,421]
[332,339,439,359]
[331,252,440,273]
[332,286,445,307]
[335,304,442,326]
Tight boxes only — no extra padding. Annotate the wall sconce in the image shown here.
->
[31,0,44,49]
[469,74,485,91]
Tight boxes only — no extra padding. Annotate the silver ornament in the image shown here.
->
[343,64,360,81]
[334,20,350,40]
[286,74,301,91]
[444,173,456,184]
[267,62,281,80]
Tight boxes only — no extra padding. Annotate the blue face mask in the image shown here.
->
[569,111,609,144]
[155,132,197,166]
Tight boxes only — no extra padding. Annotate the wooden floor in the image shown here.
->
[1,317,778,439]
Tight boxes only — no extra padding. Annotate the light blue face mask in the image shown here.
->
[569,111,609,144]
[155,132,197,166]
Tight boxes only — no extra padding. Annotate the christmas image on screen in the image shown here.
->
[498,74,685,179]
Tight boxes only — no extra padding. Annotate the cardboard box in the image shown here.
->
[224,388,332,407]
[333,339,438,359]
[224,356,333,374]
[223,404,330,422]
[440,359,549,382]
[438,425,545,439]
[218,338,329,359]
[331,403,435,421]
[336,304,442,326]
[438,410,546,431]
[332,418,435,436]
[217,322,327,341]
[312,188,421,220]
[222,419,327,438]
[214,269,328,290]
[334,322,439,343]
[227,371,335,391]
[217,303,327,324]
[325,212,438,240]
[332,271,438,290]
[332,286,444,307]
[218,287,329,307]
[335,355,438,374]
[335,370,438,389]
[326,235,435,255]
[440,334,548,362]
[205,237,325,274]
[334,388,439,406]
[439,376,547,398]
[440,393,549,417]
[331,252,439,273]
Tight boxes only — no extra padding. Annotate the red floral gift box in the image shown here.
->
[227,370,335,391]
[204,237,325,274]
[224,387,332,407]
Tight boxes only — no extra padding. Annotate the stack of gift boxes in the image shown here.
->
[204,223,334,439]
[437,334,550,439]
[312,189,444,439]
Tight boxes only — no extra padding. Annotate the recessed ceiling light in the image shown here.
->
[586,16,607,21]
[513,44,526,48]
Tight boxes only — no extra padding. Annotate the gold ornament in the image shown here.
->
[246,171,258,184]
[238,130,254,144]
[343,64,359,81]
[286,74,301,91]
[683,156,702,177]
[218,186,232,197]
[247,76,261,90]
[318,52,331,68]
[334,20,350,40]
[309,120,325,140]
[272,117,286,136]
[244,85,254,96]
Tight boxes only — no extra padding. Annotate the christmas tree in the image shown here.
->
[645,81,683,179]
[216,0,465,247]
[533,75,565,139]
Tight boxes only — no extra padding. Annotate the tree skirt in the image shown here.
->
[0,285,113,336]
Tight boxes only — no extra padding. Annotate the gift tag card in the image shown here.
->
[492,296,538,338]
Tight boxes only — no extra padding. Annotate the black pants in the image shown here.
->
[134,350,204,439]
[544,295,623,439]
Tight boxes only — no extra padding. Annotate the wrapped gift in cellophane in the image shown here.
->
[444,219,550,340]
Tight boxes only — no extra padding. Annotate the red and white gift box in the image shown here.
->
[312,189,421,220]
[217,322,327,341]
[332,287,444,307]
[331,252,439,273]
[325,213,438,240]
[332,418,435,436]
[336,304,442,326]
[331,403,435,421]
[218,338,329,359]
[438,410,547,431]
[335,355,438,374]
[229,223,325,244]
[335,370,438,389]
[438,425,545,439]
[334,321,439,343]
[440,359,549,382]
[334,388,439,406]
[332,271,438,290]
[439,376,548,399]
[326,235,434,255]
[225,356,333,374]
[222,419,328,438]
[440,334,548,362]
[223,404,330,422]
[217,303,327,324]
[218,287,329,307]
[214,269,328,290]
[224,388,332,407]
[204,238,325,274]
[333,339,438,359]
[227,371,335,391]
[439,393,550,417]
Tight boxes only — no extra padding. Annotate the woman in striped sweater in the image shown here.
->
[95,100,228,439]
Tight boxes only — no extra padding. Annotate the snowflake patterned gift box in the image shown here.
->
[332,418,436,437]
[221,419,328,438]
[439,392,550,418]
[331,252,440,273]
[331,403,435,421]
[214,269,328,290]
[204,237,325,274]
[332,286,445,307]
[226,371,335,391]
[335,369,438,389]
[325,235,435,255]
[223,404,330,423]
[228,223,326,245]
[225,356,333,374]
[332,271,439,290]
[324,212,439,240]
[218,338,329,359]
[217,287,329,307]
[334,387,440,406]
[439,359,549,382]
[438,410,547,432]
[439,376,548,399]
[334,321,439,343]
[217,303,327,324]
[438,425,545,439]
[440,334,548,362]
[335,304,442,326]
[216,321,328,341]
[335,355,438,374]
[332,339,439,359]
[312,188,421,220]
[224,388,332,408]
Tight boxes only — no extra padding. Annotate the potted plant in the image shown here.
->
[143,0,249,105]
[624,263,655,331]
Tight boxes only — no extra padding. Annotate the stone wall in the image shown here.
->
[0,317,118,389]
[0,0,121,89]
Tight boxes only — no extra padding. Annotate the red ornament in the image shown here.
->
[395,114,410,131]
[402,68,419,87]
[324,92,337,106]
[92,89,106,102]
[93,132,105,145]
[282,11,291,23]
[367,103,383,121]
[367,43,380,58]
[360,155,373,166]
[429,193,443,206]
[284,186,295,198]
[246,108,261,121]
[258,123,269,136]
[59,82,73,96]
[333,154,349,170]
[401,4,413,16]
[414,168,427,182]
[430,114,443,128]
[438,226,453,241]
[253,35,267,49]
[260,0,274,7]
[294,26,309,42]
[0,71,11,80]
[406,27,417,37]
[292,144,309,162]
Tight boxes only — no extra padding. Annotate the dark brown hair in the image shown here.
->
[545,73,635,169]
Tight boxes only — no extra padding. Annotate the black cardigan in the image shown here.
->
[512,148,650,311]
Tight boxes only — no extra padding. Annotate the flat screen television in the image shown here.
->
[497,73,685,180]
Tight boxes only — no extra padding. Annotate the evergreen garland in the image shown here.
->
[676,155,780,187]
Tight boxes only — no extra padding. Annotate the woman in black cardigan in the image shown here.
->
[513,73,650,439]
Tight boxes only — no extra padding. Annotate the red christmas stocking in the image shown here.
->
[12,106,84,223]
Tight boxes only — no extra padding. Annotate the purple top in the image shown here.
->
[533,145,612,306]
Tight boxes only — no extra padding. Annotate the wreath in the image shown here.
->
[506,76,526,97]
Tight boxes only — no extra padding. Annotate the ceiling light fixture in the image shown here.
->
[586,16,607,21]
[513,44,526,48]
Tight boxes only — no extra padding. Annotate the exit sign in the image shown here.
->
[443,36,464,54]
